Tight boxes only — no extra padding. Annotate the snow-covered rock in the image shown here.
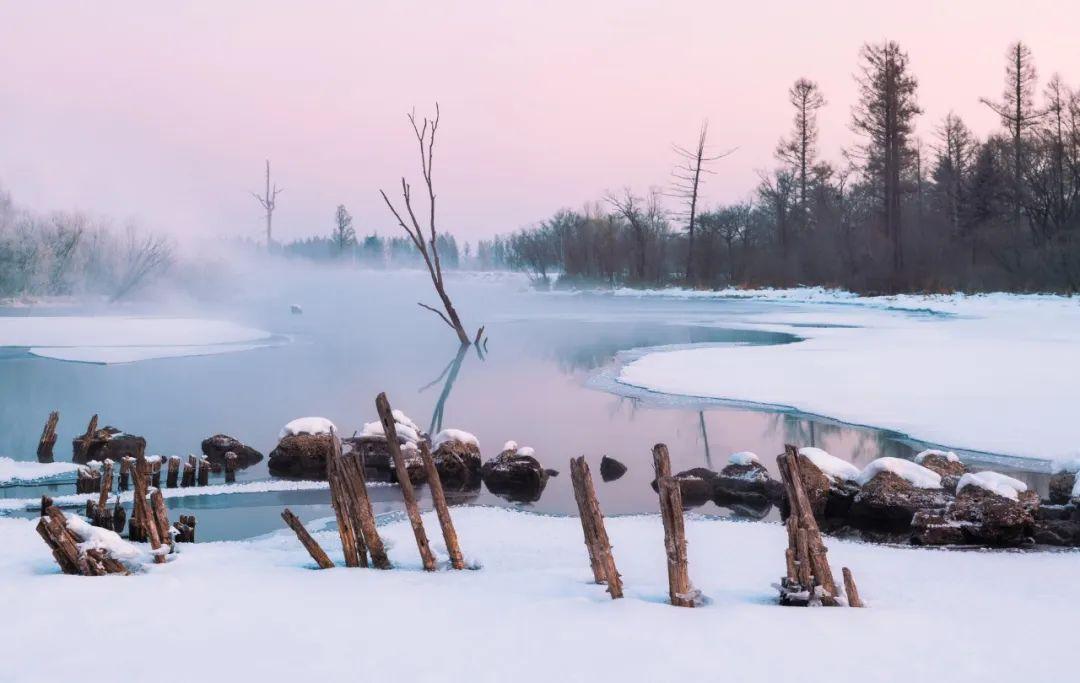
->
[431,429,482,489]
[278,417,336,440]
[798,447,860,482]
[728,451,760,466]
[200,434,263,467]
[482,444,548,503]
[913,449,966,478]
[957,471,1027,501]
[856,457,942,489]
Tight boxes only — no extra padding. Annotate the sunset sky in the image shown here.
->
[1,1,1078,244]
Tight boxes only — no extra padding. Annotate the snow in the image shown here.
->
[279,417,336,439]
[0,506,1076,682]
[914,449,959,464]
[502,440,518,452]
[728,451,760,466]
[0,457,80,484]
[431,429,479,450]
[360,419,420,444]
[957,471,1029,501]
[855,457,942,489]
[65,513,142,562]
[0,316,274,364]
[798,447,860,482]
[616,289,1080,462]
[1052,457,1080,474]
[1073,476,1080,500]
[517,446,536,457]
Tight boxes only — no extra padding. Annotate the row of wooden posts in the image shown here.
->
[75,453,238,496]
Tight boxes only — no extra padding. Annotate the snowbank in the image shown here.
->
[957,471,1029,501]
[0,457,80,485]
[431,429,479,450]
[279,417,336,439]
[0,506,1076,682]
[856,457,942,489]
[799,447,860,482]
[729,451,760,466]
[617,290,1080,462]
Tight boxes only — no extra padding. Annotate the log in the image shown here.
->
[375,392,436,571]
[281,508,335,569]
[419,441,465,570]
[75,414,98,461]
[37,507,82,574]
[224,452,237,484]
[340,455,391,569]
[843,567,865,608]
[166,455,180,488]
[37,411,59,462]
[569,456,622,598]
[326,431,365,568]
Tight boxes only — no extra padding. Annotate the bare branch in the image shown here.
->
[418,302,454,329]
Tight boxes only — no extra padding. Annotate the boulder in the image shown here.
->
[268,433,333,478]
[345,436,427,485]
[944,485,1038,546]
[599,456,628,482]
[72,427,145,464]
[916,452,966,478]
[650,468,717,508]
[431,436,482,490]
[716,460,786,507]
[201,434,263,468]
[1048,471,1077,505]
[911,510,966,546]
[481,447,549,503]
[1032,519,1080,546]
[848,470,950,532]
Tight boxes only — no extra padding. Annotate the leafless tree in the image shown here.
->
[380,104,477,346]
[251,160,283,248]
[776,78,827,228]
[110,227,174,301]
[671,121,733,285]
[605,187,665,283]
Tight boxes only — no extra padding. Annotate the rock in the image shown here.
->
[916,452,966,478]
[945,486,1038,546]
[794,454,832,517]
[268,433,333,478]
[1032,519,1080,546]
[481,448,549,503]
[599,456,628,482]
[431,437,482,490]
[848,470,950,532]
[345,436,427,485]
[1036,504,1074,521]
[716,460,786,506]
[1048,471,1077,505]
[544,469,560,478]
[911,510,966,545]
[72,427,146,464]
[650,468,717,508]
[200,434,263,468]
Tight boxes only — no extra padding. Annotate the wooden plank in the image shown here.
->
[419,440,464,570]
[282,508,335,569]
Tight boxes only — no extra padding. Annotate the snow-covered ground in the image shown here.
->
[1,506,1074,683]
[616,289,1080,463]
[0,316,274,364]
[0,456,80,485]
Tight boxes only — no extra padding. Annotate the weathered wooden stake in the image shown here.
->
[197,457,210,486]
[182,455,196,487]
[150,459,162,489]
[653,444,695,607]
[281,508,335,569]
[40,495,53,518]
[842,567,865,607]
[569,456,622,598]
[419,441,465,570]
[326,431,365,568]
[37,411,59,462]
[375,392,436,571]
[224,452,237,483]
[75,414,98,460]
[112,500,126,533]
[119,457,132,492]
[340,455,391,569]
[132,456,165,563]
[150,489,173,552]
[166,455,180,488]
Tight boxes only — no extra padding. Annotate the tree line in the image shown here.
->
[502,41,1080,293]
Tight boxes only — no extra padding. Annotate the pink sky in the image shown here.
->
[1,1,1078,243]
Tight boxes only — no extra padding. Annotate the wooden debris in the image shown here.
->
[197,457,210,486]
[74,414,98,461]
[36,506,128,576]
[653,444,696,607]
[224,452,238,483]
[131,456,165,563]
[843,567,865,607]
[281,508,335,569]
[166,455,180,488]
[150,489,173,552]
[118,456,132,492]
[339,454,391,569]
[376,392,436,571]
[569,456,622,598]
[182,455,196,487]
[326,431,366,568]
[174,515,197,543]
[37,411,59,462]
[419,440,465,570]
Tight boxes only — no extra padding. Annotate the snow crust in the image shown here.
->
[957,471,1029,501]
[855,457,942,489]
[728,451,760,466]
[431,429,479,450]
[616,290,1080,462]
[914,449,959,464]
[279,417,336,439]
[0,457,80,484]
[798,447,860,482]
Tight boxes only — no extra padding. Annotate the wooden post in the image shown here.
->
[150,489,173,551]
[112,500,126,534]
[340,455,391,569]
[419,441,465,570]
[166,456,180,488]
[375,392,436,571]
[197,457,210,486]
[182,455,196,487]
[282,508,335,569]
[75,414,98,460]
[653,443,695,607]
[118,457,132,492]
[569,456,622,598]
[326,431,365,568]
[40,495,53,518]
[132,456,165,563]
[150,459,162,489]
[174,515,197,543]
[842,567,865,608]
[782,445,837,597]
[224,452,237,483]
[37,411,59,462]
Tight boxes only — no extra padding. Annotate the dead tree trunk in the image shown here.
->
[37,411,59,462]
[652,444,696,607]
[375,392,436,570]
[251,159,282,248]
[419,440,464,570]
[569,456,622,599]
[281,508,335,569]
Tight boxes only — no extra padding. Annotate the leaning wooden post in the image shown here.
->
[94,460,114,527]
[652,444,695,607]
[75,414,98,460]
[166,456,180,488]
[375,392,436,571]
[570,456,622,599]
[842,567,865,608]
[37,411,59,462]
[782,445,838,598]
[326,430,365,568]
[340,455,391,569]
[281,508,335,569]
[132,456,165,563]
[418,440,465,570]
[150,489,173,552]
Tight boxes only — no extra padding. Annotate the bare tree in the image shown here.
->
[380,104,477,346]
[251,160,283,248]
[776,78,827,229]
[671,121,733,285]
[110,227,174,302]
[605,187,664,283]
[332,204,356,255]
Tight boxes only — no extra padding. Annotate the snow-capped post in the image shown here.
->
[325,429,366,568]
[418,440,465,570]
[132,456,165,563]
[281,508,335,570]
[151,459,162,489]
[166,455,180,488]
[225,452,238,484]
[182,455,196,487]
[37,411,59,462]
[94,460,114,526]
[652,444,696,607]
[569,456,623,599]
[197,456,210,486]
[75,414,98,461]
[375,392,437,571]
[339,455,391,570]
[842,567,865,608]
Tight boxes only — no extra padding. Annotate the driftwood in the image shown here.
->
[339,455,391,569]
[281,508,335,569]
[419,441,465,570]
[36,506,128,576]
[174,515,197,543]
[326,431,366,568]
[843,567,865,607]
[569,456,622,599]
[166,455,180,488]
[376,392,436,571]
[37,411,59,462]
[653,444,696,607]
